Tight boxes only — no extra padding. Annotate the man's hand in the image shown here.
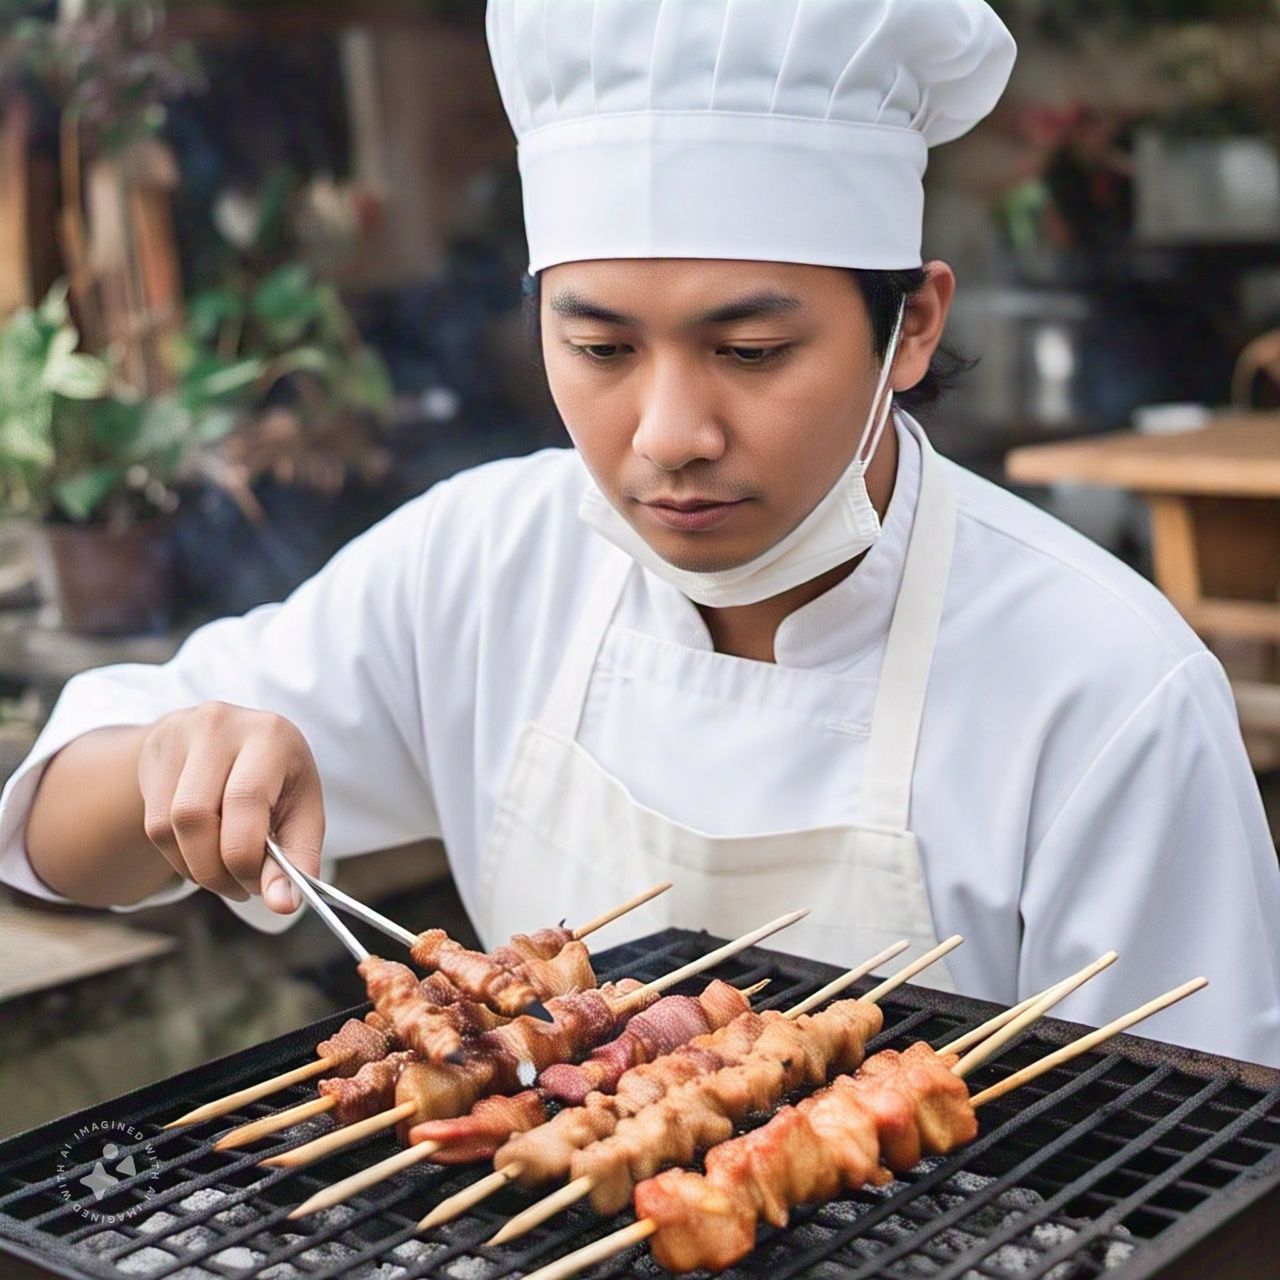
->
[137,703,325,913]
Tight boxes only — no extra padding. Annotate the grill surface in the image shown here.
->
[0,928,1277,1280]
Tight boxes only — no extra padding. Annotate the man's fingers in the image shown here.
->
[268,776,326,916]
[168,749,247,901]
[221,747,285,904]
[138,750,190,887]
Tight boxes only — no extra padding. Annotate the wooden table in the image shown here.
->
[1006,413,1280,767]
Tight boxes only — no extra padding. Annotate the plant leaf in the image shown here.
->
[251,264,319,346]
[43,350,111,400]
[188,288,245,343]
[52,466,124,522]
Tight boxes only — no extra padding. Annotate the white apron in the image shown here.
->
[476,434,958,991]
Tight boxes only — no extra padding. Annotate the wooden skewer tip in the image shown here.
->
[213,1096,335,1150]
[261,1100,416,1168]
[521,1219,657,1280]
[164,1056,336,1129]
[418,1165,519,1232]
[861,935,965,1006]
[970,977,1207,1108]
[572,882,673,940]
[288,1140,441,1218]
[782,938,910,1019]
[487,1174,594,1245]
[951,950,1118,1080]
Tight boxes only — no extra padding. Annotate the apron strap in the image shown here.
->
[860,430,956,830]
[538,548,634,738]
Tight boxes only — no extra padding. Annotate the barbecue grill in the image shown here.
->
[0,928,1276,1280]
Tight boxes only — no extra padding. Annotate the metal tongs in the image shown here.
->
[261,837,557,1021]
[263,836,418,961]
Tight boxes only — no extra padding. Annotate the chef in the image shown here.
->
[2,0,1278,1066]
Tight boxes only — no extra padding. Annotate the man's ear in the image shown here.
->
[891,261,955,393]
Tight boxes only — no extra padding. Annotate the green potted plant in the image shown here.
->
[0,279,248,633]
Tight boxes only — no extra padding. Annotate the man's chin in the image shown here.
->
[641,534,759,575]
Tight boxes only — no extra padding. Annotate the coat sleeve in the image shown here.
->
[0,488,445,933]
[1018,651,1280,1068]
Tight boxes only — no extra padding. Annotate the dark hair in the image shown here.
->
[848,267,974,412]
[520,265,973,413]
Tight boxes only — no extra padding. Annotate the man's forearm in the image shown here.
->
[25,724,177,906]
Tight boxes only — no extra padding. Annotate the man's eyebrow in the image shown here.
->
[547,288,805,327]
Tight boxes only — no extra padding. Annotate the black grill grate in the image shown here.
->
[0,928,1277,1280]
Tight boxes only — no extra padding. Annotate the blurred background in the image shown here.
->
[0,0,1277,1136]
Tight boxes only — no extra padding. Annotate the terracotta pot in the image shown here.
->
[29,517,177,636]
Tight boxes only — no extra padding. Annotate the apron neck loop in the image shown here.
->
[859,431,956,830]
[538,550,633,738]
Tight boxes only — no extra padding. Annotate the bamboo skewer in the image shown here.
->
[485,936,966,1246]
[570,882,672,939]
[214,1095,339,1150]
[289,977,774,1220]
[164,1059,335,1131]
[301,944,905,1225]
[166,884,674,1131]
[969,977,1209,1107]
[253,911,811,1169]
[522,974,1207,1280]
[219,987,773,1156]
[415,938,917,1232]
[608,909,810,1015]
[950,951,1117,1080]
[417,952,1101,1235]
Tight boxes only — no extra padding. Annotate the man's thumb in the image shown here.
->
[260,820,324,914]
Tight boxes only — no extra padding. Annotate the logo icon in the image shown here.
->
[56,1121,159,1223]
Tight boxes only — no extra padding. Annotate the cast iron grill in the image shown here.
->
[0,928,1276,1280]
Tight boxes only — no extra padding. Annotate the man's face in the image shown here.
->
[541,258,882,573]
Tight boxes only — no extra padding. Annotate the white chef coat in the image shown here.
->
[2,414,1278,1066]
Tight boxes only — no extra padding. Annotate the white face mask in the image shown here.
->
[579,297,908,609]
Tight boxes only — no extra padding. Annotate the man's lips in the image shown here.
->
[638,495,751,532]
[644,496,743,511]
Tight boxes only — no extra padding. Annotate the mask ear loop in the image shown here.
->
[856,295,908,466]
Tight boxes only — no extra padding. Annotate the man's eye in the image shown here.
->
[723,345,791,366]
[567,343,627,362]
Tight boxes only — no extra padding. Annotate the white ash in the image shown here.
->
[297,1240,357,1267]
[116,1245,177,1273]
[979,1242,1041,1274]
[211,1199,259,1227]
[208,1244,266,1269]
[390,1238,439,1261]
[165,1269,219,1280]
[445,1255,494,1279]
[178,1187,230,1213]
[258,1265,301,1280]
[169,1224,218,1251]
[1031,1221,1078,1250]
[875,1213,919,1243]
[946,1170,994,1194]
[1105,1240,1137,1267]
[817,1196,878,1224]
[137,1210,181,1235]
[311,1201,358,1228]
[79,1229,130,1255]
[932,1225,983,1255]
[354,1264,407,1279]
[885,1258,941,1277]
[807,1166,1140,1276]
[247,1229,307,1252]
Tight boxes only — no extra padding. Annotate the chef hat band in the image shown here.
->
[486,0,1016,276]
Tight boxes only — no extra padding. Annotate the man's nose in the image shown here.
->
[631,360,727,471]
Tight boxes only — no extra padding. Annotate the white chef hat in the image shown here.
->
[486,0,1015,275]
